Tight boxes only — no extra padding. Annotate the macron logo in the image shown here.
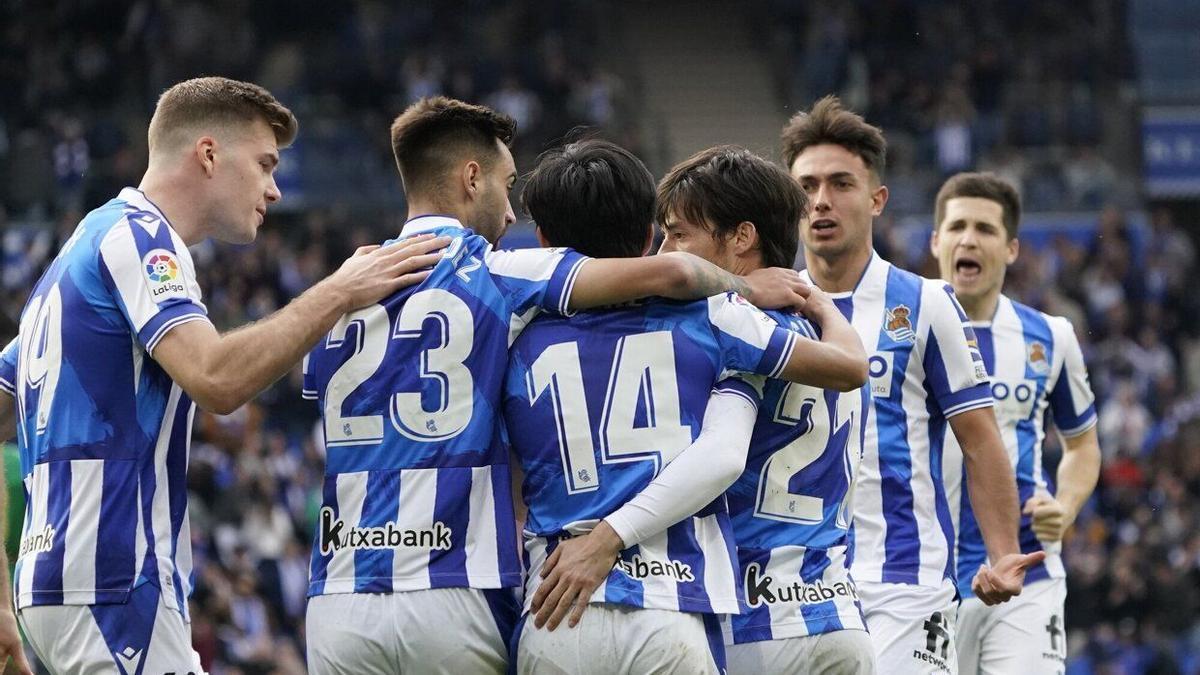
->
[114,646,144,675]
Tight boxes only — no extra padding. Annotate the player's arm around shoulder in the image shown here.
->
[154,235,449,414]
[565,252,811,311]
[776,286,867,391]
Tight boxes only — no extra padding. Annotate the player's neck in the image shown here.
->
[958,289,1002,323]
[803,244,873,293]
[406,199,463,224]
[137,171,204,245]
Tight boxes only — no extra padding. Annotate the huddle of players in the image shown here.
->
[0,75,1100,675]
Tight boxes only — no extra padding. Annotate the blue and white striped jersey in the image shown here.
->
[503,293,802,615]
[0,188,209,617]
[944,295,1097,598]
[802,253,992,588]
[724,312,870,644]
[302,216,589,597]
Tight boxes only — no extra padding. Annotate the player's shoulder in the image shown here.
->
[1007,296,1076,343]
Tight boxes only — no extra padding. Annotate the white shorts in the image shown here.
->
[516,603,724,675]
[17,582,206,675]
[726,629,877,674]
[957,577,1067,674]
[306,587,519,675]
[858,580,958,674]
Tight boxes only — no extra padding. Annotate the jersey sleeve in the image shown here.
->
[922,283,993,418]
[705,293,802,379]
[97,213,210,355]
[713,372,765,412]
[483,246,591,318]
[301,351,319,402]
[1046,317,1098,437]
[0,337,16,395]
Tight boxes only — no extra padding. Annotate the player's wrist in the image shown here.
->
[594,519,627,554]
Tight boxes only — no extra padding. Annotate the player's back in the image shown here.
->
[302,216,587,597]
[504,293,798,615]
[0,188,208,616]
[945,295,1096,598]
[724,311,871,643]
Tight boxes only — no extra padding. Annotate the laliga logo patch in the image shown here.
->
[884,304,915,343]
[1027,341,1050,375]
[142,249,188,300]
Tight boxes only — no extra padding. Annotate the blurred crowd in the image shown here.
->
[2,0,1199,673]
[757,0,1139,214]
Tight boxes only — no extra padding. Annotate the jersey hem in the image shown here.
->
[308,572,523,597]
[727,620,869,645]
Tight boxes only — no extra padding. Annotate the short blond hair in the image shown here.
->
[147,76,298,155]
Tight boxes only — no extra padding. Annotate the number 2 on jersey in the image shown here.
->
[755,383,854,526]
[526,331,692,495]
[323,289,475,446]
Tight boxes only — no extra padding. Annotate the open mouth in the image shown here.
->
[955,257,983,281]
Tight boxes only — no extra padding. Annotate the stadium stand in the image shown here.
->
[0,1,1197,672]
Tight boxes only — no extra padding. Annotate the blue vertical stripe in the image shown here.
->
[799,548,841,634]
[603,544,645,607]
[308,476,340,596]
[35,462,72,604]
[492,465,520,584]
[355,470,400,593]
[667,519,712,613]
[877,267,922,584]
[731,547,774,643]
[95,460,137,600]
[429,468,470,588]
[165,399,191,613]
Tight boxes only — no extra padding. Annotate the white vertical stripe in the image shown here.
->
[62,459,103,604]
[169,228,206,307]
[323,472,368,594]
[464,466,499,586]
[522,535,549,611]
[151,385,182,611]
[17,466,49,607]
[175,403,196,601]
[901,338,942,588]
[695,514,738,613]
[392,468,437,587]
[634,530,679,611]
[764,546,801,630]
[98,222,158,332]
[848,270,887,584]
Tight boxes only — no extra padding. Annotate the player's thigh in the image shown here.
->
[618,607,722,675]
[975,579,1067,675]
[955,596,990,675]
[518,604,720,675]
[308,588,514,675]
[395,587,514,674]
[18,584,205,675]
[728,630,875,675]
[307,594,396,675]
[858,580,958,675]
[516,604,610,675]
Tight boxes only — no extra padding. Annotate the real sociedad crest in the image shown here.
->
[1027,341,1050,375]
[884,304,915,342]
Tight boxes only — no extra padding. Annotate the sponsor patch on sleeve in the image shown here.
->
[141,249,188,301]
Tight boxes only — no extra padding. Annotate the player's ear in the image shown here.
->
[462,160,482,199]
[870,184,889,217]
[1007,236,1019,264]
[930,228,941,257]
[195,136,217,178]
[733,221,758,256]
